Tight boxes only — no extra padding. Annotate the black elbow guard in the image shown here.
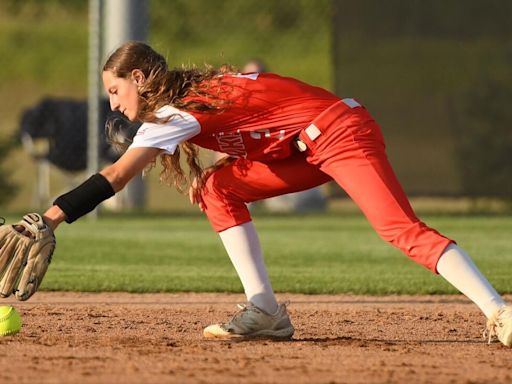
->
[53,173,115,223]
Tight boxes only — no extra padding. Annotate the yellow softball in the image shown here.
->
[0,305,22,336]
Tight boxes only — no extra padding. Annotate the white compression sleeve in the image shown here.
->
[218,222,279,314]
[437,243,506,318]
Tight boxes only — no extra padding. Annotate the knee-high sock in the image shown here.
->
[437,243,506,318]
[218,222,278,314]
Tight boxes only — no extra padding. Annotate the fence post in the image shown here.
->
[102,0,149,210]
[87,0,102,218]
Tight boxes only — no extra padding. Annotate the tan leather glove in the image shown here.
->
[0,213,56,300]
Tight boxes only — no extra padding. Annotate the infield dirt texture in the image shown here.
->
[1,292,511,383]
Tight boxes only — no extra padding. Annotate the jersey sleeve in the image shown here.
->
[128,106,201,154]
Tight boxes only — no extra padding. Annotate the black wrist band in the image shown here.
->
[53,173,115,223]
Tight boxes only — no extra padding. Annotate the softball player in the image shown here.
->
[41,41,511,345]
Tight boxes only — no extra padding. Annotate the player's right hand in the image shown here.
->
[0,213,56,301]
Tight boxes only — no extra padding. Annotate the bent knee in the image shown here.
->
[383,221,454,272]
[199,171,251,232]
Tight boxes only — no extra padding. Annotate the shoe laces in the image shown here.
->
[233,303,264,320]
[483,307,507,344]
[234,301,290,317]
[220,303,266,331]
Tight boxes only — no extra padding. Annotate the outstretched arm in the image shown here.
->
[43,147,161,231]
[1,146,161,301]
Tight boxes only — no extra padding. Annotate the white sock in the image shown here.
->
[437,243,506,318]
[218,222,278,314]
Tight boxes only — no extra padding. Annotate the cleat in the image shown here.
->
[203,302,294,339]
[484,306,512,347]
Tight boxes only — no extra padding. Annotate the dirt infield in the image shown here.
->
[1,292,511,384]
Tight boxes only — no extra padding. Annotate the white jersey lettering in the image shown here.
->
[216,132,247,157]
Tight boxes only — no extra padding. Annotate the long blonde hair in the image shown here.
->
[103,41,233,196]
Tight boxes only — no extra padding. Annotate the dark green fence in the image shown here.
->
[332,0,512,196]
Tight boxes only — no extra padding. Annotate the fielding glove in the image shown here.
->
[0,213,56,300]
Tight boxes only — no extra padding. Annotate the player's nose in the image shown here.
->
[109,96,120,111]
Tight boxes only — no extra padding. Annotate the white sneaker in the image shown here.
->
[485,306,512,347]
[203,302,294,339]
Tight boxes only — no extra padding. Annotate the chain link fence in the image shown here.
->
[1,0,511,212]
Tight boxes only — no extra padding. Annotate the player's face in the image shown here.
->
[102,70,141,121]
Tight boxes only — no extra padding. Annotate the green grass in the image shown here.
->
[5,213,511,295]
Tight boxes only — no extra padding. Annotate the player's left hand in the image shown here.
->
[0,213,56,301]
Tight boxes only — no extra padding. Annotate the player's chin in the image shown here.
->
[126,111,138,121]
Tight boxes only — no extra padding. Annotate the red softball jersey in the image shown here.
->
[128,73,340,160]
[128,72,455,272]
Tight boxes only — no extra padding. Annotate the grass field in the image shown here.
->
[5,212,510,295]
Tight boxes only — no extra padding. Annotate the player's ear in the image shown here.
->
[131,69,145,86]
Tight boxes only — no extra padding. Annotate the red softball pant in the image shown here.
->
[200,100,453,272]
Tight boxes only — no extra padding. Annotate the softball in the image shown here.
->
[0,305,22,336]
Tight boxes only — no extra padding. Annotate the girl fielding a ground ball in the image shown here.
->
[34,41,512,345]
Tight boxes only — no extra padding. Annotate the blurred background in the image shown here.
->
[1,0,512,214]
